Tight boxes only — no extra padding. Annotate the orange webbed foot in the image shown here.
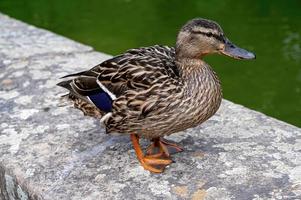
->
[146,137,183,157]
[130,134,173,173]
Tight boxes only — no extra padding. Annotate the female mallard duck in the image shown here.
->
[58,18,255,173]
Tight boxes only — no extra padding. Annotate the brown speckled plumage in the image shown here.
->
[60,44,222,138]
[57,18,255,173]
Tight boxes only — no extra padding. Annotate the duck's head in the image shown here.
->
[176,18,255,60]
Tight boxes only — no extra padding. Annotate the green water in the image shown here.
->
[0,0,300,127]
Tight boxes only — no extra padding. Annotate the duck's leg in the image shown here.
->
[145,138,161,156]
[160,138,184,157]
[146,137,183,157]
[130,134,172,173]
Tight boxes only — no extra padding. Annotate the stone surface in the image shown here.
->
[0,13,301,200]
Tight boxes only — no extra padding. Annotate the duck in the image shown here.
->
[57,18,255,173]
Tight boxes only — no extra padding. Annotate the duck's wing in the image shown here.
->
[91,45,178,94]
[57,45,178,113]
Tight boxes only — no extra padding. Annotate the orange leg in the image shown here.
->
[146,137,183,157]
[146,140,161,156]
[130,134,172,173]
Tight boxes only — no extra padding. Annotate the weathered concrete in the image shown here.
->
[0,13,301,200]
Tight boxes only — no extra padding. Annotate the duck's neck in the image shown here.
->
[175,57,221,96]
[175,58,211,79]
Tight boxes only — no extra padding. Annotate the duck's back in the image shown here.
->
[95,45,179,95]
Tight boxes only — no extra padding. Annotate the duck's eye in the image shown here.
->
[206,32,213,37]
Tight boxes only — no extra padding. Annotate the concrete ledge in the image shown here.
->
[0,13,301,200]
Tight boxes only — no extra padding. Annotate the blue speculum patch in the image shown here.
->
[89,92,112,112]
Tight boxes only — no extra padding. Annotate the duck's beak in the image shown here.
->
[220,38,255,60]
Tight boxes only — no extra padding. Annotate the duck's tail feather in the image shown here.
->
[57,76,114,113]
[57,79,73,90]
